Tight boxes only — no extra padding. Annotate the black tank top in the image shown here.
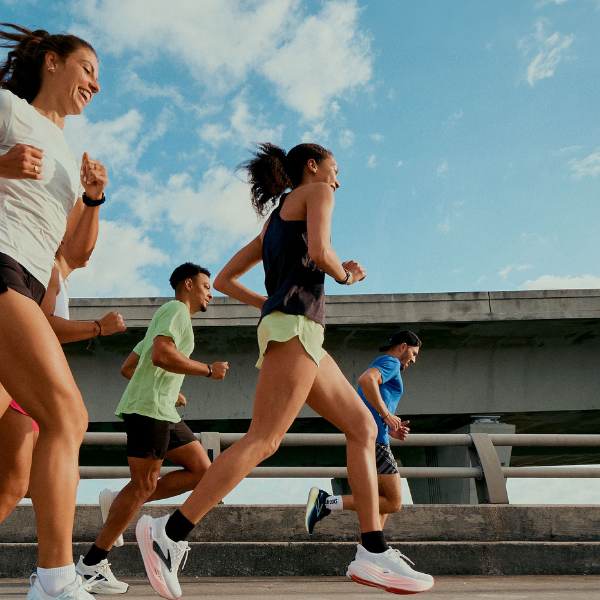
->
[260,193,326,327]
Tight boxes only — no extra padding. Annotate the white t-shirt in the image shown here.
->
[0,89,83,288]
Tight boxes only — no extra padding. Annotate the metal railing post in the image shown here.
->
[200,432,221,462]
[469,433,509,504]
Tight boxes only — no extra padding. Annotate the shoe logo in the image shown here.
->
[153,541,172,571]
[316,503,323,517]
[149,526,153,540]
[84,574,107,582]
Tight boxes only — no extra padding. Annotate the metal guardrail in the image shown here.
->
[81,432,600,504]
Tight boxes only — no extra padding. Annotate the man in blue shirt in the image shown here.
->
[305,329,421,532]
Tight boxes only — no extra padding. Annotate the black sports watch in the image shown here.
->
[82,192,106,207]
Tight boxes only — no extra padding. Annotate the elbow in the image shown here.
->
[151,350,168,370]
[358,374,368,388]
[308,246,331,269]
[213,273,226,295]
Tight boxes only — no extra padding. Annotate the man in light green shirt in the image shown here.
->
[77,263,229,593]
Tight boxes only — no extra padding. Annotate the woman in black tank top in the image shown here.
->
[162,143,398,590]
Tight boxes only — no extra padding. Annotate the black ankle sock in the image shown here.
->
[83,544,110,566]
[165,509,196,543]
[361,530,389,554]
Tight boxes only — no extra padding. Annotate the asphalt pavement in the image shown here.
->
[2,576,600,599]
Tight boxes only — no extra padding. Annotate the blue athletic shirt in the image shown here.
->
[358,354,403,445]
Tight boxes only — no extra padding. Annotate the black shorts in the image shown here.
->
[376,442,399,475]
[0,252,45,305]
[122,413,198,460]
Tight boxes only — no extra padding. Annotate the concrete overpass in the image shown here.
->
[68,289,600,502]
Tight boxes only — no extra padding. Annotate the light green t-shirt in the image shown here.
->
[115,300,194,423]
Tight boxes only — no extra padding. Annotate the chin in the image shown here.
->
[200,305,208,313]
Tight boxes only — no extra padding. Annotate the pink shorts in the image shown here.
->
[9,400,39,432]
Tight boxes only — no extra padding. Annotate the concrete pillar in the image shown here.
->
[402,416,516,504]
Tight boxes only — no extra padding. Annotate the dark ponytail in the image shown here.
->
[238,142,332,217]
[0,23,96,103]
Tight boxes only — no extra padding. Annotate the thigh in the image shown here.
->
[165,440,210,471]
[0,288,83,425]
[305,353,377,436]
[247,337,318,440]
[377,472,402,504]
[0,405,35,476]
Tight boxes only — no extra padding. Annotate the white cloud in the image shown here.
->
[64,108,170,175]
[555,145,583,154]
[499,264,534,279]
[569,151,600,179]
[442,110,463,129]
[436,159,449,175]
[535,0,572,8]
[370,133,384,142]
[397,160,403,167]
[122,166,262,264]
[199,92,284,148]
[366,154,377,168]
[437,217,451,234]
[520,274,600,290]
[73,0,373,122]
[301,122,330,144]
[338,129,355,149]
[521,19,574,86]
[67,220,169,297]
[260,0,373,120]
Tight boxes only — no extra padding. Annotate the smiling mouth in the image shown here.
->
[79,88,91,103]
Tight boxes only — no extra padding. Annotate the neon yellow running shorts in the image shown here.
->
[256,311,327,369]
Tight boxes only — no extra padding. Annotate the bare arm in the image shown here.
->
[358,367,405,432]
[213,235,266,309]
[152,335,228,379]
[62,153,106,267]
[305,183,366,283]
[121,351,140,380]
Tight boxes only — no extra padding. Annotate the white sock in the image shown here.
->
[325,494,343,510]
[37,564,76,597]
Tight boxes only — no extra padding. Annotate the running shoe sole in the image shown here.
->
[304,486,320,534]
[135,515,179,600]
[348,560,434,595]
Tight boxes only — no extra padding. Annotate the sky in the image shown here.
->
[4,1,600,506]
[2,0,599,298]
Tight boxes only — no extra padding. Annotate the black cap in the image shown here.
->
[379,330,421,352]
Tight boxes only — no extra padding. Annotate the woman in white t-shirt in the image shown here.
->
[0,24,108,600]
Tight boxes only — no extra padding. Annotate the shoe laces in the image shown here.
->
[95,561,115,581]
[388,548,415,567]
[172,542,190,573]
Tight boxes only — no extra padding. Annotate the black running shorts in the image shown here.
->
[122,413,198,460]
[376,442,399,475]
[0,252,45,305]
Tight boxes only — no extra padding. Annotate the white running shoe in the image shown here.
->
[26,573,95,600]
[99,489,124,547]
[347,545,434,594]
[135,514,189,600]
[75,556,129,594]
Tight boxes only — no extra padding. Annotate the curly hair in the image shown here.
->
[0,23,96,103]
[237,142,332,217]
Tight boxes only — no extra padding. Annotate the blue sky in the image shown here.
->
[2,0,599,298]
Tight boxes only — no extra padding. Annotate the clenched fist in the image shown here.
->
[98,312,126,336]
[208,361,229,380]
[0,143,44,180]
